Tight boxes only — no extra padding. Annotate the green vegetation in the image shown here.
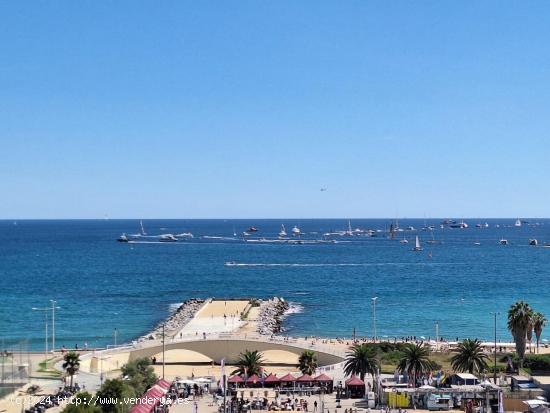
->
[344,343,379,381]
[508,301,534,367]
[62,392,101,413]
[533,312,547,353]
[61,357,158,413]
[63,352,81,388]
[37,357,63,376]
[396,343,434,387]
[95,379,135,413]
[231,350,265,376]
[451,339,489,374]
[297,350,318,375]
[120,358,157,396]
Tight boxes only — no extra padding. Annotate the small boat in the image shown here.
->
[412,235,422,251]
[400,238,409,244]
[176,232,194,238]
[291,225,301,236]
[474,241,481,246]
[544,243,550,248]
[514,219,522,227]
[426,230,438,244]
[242,232,251,237]
[406,226,415,231]
[117,233,129,242]
[224,261,237,266]
[499,239,509,245]
[475,223,482,228]
[529,239,538,246]
[233,226,237,237]
[278,224,287,238]
[247,227,258,232]
[140,220,147,236]
[484,222,489,228]
[159,234,178,242]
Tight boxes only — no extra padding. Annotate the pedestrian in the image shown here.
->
[314,401,318,412]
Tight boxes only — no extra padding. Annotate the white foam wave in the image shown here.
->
[284,302,304,316]
[169,302,184,312]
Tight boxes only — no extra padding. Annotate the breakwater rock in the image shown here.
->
[256,297,290,335]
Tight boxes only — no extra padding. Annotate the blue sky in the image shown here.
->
[1,1,549,218]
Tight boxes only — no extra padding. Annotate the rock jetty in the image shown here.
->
[140,298,205,341]
[256,297,289,335]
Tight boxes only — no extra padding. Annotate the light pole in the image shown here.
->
[435,321,439,350]
[49,300,60,352]
[491,312,500,383]
[162,323,166,379]
[32,307,49,361]
[114,328,118,347]
[372,297,378,343]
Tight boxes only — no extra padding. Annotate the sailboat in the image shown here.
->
[345,220,354,236]
[514,219,522,227]
[412,236,422,251]
[140,220,147,236]
[400,231,408,244]
[292,225,301,236]
[233,226,237,237]
[278,224,287,238]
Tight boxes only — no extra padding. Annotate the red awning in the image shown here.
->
[129,380,170,413]
[157,379,171,390]
[345,376,365,386]
[228,375,244,383]
[314,373,333,382]
[246,374,261,384]
[297,374,314,382]
[264,373,280,383]
[279,373,297,382]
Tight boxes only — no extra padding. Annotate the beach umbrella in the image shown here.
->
[314,373,332,383]
[297,373,314,383]
[279,373,297,383]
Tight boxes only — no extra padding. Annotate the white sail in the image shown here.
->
[140,220,146,235]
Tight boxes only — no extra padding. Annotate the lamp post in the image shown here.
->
[32,307,49,360]
[372,297,378,343]
[435,320,439,351]
[491,312,500,383]
[49,300,60,352]
[114,328,118,347]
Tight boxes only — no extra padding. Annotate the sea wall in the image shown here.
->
[256,297,290,335]
[140,299,205,341]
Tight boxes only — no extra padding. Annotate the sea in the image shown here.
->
[1,218,549,351]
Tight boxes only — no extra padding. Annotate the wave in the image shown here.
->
[224,262,467,267]
[169,302,184,312]
[283,302,304,316]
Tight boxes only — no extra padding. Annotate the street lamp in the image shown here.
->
[372,297,378,343]
[491,312,500,383]
[32,307,49,360]
[49,300,61,352]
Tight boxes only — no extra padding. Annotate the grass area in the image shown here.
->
[37,357,63,377]
[377,346,508,374]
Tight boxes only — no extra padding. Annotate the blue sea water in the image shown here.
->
[1,219,550,350]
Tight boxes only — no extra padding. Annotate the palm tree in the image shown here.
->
[397,343,434,388]
[508,301,533,367]
[451,339,489,374]
[297,350,318,375]
[533,312,547,354]
[62,351,80,388]
[231,350,264,376]
[343,343,379,381]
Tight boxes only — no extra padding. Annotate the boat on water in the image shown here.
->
[117,233,129,242]
[247,227,258,232]
[278,224,287,238]
[159,234,178,242]
[529,239,538,246]
[544,243,550,248]
[176,232,194,238]
[140,220,146,236]
[499,238,509,245]
[514,219,522,227]
[412,235,422,251]
[291,225,301,236]
[474,241,481,245]
[449,220,468,229]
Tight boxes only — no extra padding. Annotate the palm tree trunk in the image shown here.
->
[70,373,73,389]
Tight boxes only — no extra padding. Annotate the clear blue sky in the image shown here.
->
[1,1,549,219]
